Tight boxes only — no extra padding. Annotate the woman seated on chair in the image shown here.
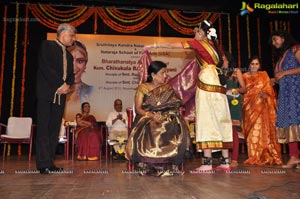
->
[75,102,103,161]
[125,61,190,176]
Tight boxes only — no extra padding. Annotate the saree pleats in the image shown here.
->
[242,71,282,165]
[125,84,190,165]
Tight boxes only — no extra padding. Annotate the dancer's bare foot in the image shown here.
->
[215,164,231,171]
[230,160,239,167]
[282,156,300,168]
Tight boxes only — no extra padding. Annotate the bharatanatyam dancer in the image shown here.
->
[144,20,233,172]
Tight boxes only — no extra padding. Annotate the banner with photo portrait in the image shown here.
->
[47,33,195,121]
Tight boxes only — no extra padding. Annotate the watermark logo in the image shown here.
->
[240,1,299,15]
[240,1,254,16]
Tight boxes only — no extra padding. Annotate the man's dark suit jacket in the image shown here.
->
[37,40,74,101]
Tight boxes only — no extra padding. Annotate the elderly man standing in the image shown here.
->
[36,23,76,174]
[106,99,128,160]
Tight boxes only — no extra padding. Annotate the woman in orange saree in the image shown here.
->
[242,56,282,165]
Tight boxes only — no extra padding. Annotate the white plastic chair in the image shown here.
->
[0,117,34,160]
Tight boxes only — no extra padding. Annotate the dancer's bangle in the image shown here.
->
[145,111,150,117]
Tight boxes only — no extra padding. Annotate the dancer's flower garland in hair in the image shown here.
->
[207,28,217,40]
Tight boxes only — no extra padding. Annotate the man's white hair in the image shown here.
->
[57,23,77,37]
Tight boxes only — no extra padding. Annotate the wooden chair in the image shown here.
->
[0,117,34,160]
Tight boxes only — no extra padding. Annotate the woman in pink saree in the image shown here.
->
[75,102,103,160]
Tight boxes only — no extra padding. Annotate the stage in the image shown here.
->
[0,153,299,199]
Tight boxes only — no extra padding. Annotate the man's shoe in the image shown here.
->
[38,168,50,174]
[49,166,64,172]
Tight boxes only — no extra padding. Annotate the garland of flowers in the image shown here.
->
[38,4,88,22]
[94,10,97,34]
[10,3,19,117]
[246,15,251,59]
[168,10,210,27]
[158,11,161,36]
[218,16,223,50]
[236,16,241,68]
[161,11,194,35]
[42,4,84,17]
[105,8,150,23]
[107,8,150,21]
[209,13,221,25]
[20,4,29,116]
[274,20,278,31]
[28,5,223,35]
[257,18,261,59]
[227,14,232,54]
[7,3,20,157]
[161,11,217,36]
[97,8,158,33]
[0,6,8,117]
[29,5,63,29]
[29,5,94,30]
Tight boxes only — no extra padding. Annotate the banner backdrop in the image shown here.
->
[47,33,195,121]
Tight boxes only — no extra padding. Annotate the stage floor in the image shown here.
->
[0,153,299,199]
